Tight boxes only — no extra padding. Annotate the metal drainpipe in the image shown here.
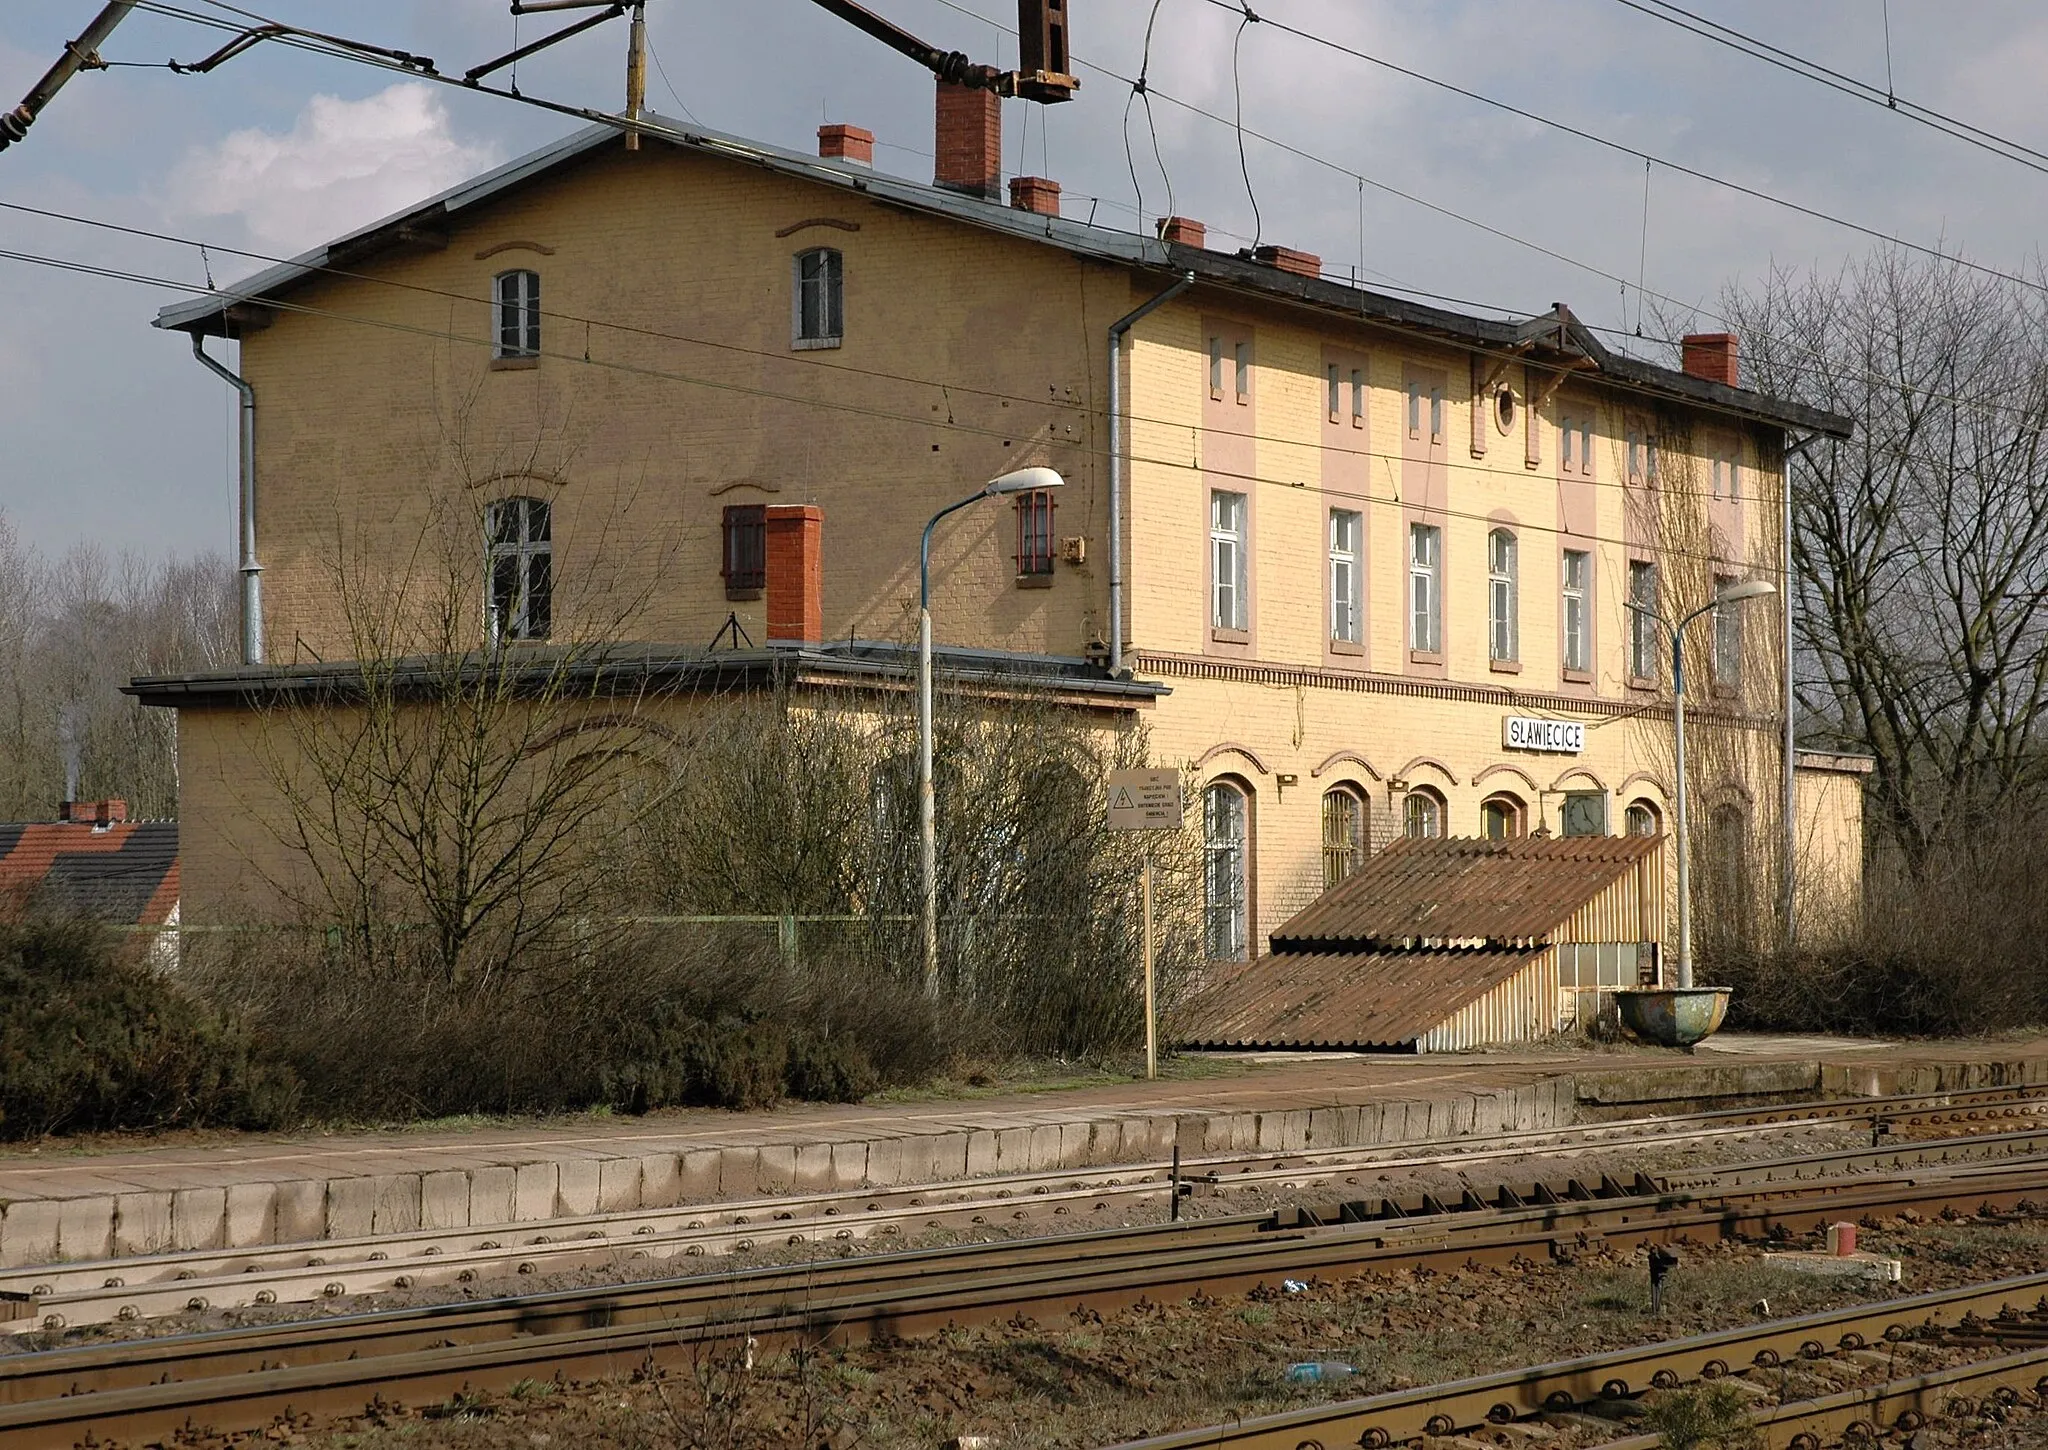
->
[1107,271,1195,676]
[1780,431,1823,946]
[191,333,263,665]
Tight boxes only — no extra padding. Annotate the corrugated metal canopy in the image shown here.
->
[1272,834,1660,951]
[1179,946,1546,1050]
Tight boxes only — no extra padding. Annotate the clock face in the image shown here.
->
[1562,793,1607,837]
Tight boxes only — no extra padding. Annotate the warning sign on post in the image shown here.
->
[1107,768,1183,830]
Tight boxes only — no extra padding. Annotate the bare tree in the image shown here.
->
[1726,250,2048,871]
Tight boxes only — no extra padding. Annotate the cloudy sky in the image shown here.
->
[2,0,2044,561]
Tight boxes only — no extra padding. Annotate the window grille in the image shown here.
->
[1015,489,1056,576]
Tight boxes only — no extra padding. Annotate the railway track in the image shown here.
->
[7,1083,2044,1334]
[6,1155,2048,1447]
[1110,1271,2048,1450]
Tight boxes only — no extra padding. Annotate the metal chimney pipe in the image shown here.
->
[190,334,263,664]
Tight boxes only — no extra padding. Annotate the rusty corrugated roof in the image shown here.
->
[1177,946,1546,1050]
[1271,833,1659,951]
[0,822,180,926]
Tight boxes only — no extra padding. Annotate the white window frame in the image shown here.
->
[792,247,844,349]
[1562,548,1591,673]
[1211,490,1248,632]
[1488,528,1518,663]
[493,269,540,359]
[1203,782,1249,960]
[1329,509,1363,645]
[1628,559,1659,681]
[1409,522,1441,654]
[485,496,552,644]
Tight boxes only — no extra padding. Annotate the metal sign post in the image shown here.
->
[1106,768,1182,1080]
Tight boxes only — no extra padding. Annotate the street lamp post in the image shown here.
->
[1625,578,1777,990]
[918,466,1066,999]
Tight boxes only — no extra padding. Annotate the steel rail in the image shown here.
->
[5,1082,2039,1329]
[1107,1277,2048,1450]
[8,1163,2048,1447]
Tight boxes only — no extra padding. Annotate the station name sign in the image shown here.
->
[1503,716,1585,754]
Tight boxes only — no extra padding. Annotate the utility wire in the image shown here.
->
[1181,0,2048,301]
[1613,0,2048,172]
[103,0,2036,430]
[0,236,1845,570]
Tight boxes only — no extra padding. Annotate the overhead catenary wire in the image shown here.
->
[1611,0,2048,174]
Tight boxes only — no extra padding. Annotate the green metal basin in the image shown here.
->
[1615,986,1732,1047]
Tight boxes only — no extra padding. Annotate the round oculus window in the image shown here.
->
[1494,387,1517,435]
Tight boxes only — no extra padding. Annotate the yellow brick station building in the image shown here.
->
[137,101,1864,984]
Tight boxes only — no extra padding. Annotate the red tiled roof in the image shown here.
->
[1178,946,1546,1049]
[1272,833,1659,951]
[0,822,180,926]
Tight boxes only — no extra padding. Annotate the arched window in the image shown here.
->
[1626,800,1662,837]
[1402,787,1443,840]
[1488,528,1518,663]
[1321,786,1366,888]
[1481,793,1525,840]
[485,496,551,642]
[1203,781,1249,960]
[494,269,540,358]
[793,247,844,348]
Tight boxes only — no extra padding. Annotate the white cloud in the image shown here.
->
[167,83,503,255]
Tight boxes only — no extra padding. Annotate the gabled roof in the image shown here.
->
[0,822,180,926]
[1272,833,1661,951]
[153,116,1852,440]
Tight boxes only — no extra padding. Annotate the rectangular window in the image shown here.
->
[1562,548,1590,673]
[1209,336,1224,399]
[1327,363,1341,422]
[1407,380,1421,438]
[1627,427,1645,484]
[1712,456,1724,497]
[1488,529,1518,663]
[1409,522,1440,654]
[721,504,766,598]
[1429,386,1443,443]
[1328,509,1362,645]
[1628,559,1658,681]
[486,496,551,643]
[1232,340,1250,401]
[793,247,844,347]
[1714,574,1743,687]
[1211,490,1248,631]
[1015,489,1056,576]
[1724,447,1740,500]
[1350,368,1365,426]
[1579,418,1594,475]
[1560,414,1576,470]
[494,269,540,359]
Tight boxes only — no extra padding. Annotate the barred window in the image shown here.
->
[1321,786,1366,889]
[1015,489,1056,577]
[1403,787,1443,840]
[486,496,551,643]
[721,504,766,598]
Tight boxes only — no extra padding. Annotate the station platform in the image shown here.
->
[2,1035,2044,1267]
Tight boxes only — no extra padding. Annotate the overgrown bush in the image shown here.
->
[1708,813,2048,1037]
[0,913,300,1139]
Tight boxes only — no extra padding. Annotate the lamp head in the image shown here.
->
[986,466,1065,496]
[1715,579,1778,605]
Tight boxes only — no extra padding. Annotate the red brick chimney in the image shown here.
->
[1252,244,1321,279]
[765,505,823,644]
[1682,333,1740,388]
[934,78,1000,200]
[1008,175,1060,216]
[61,799,127,825]
[817,123,873,166]
[1157,216,1206,248]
